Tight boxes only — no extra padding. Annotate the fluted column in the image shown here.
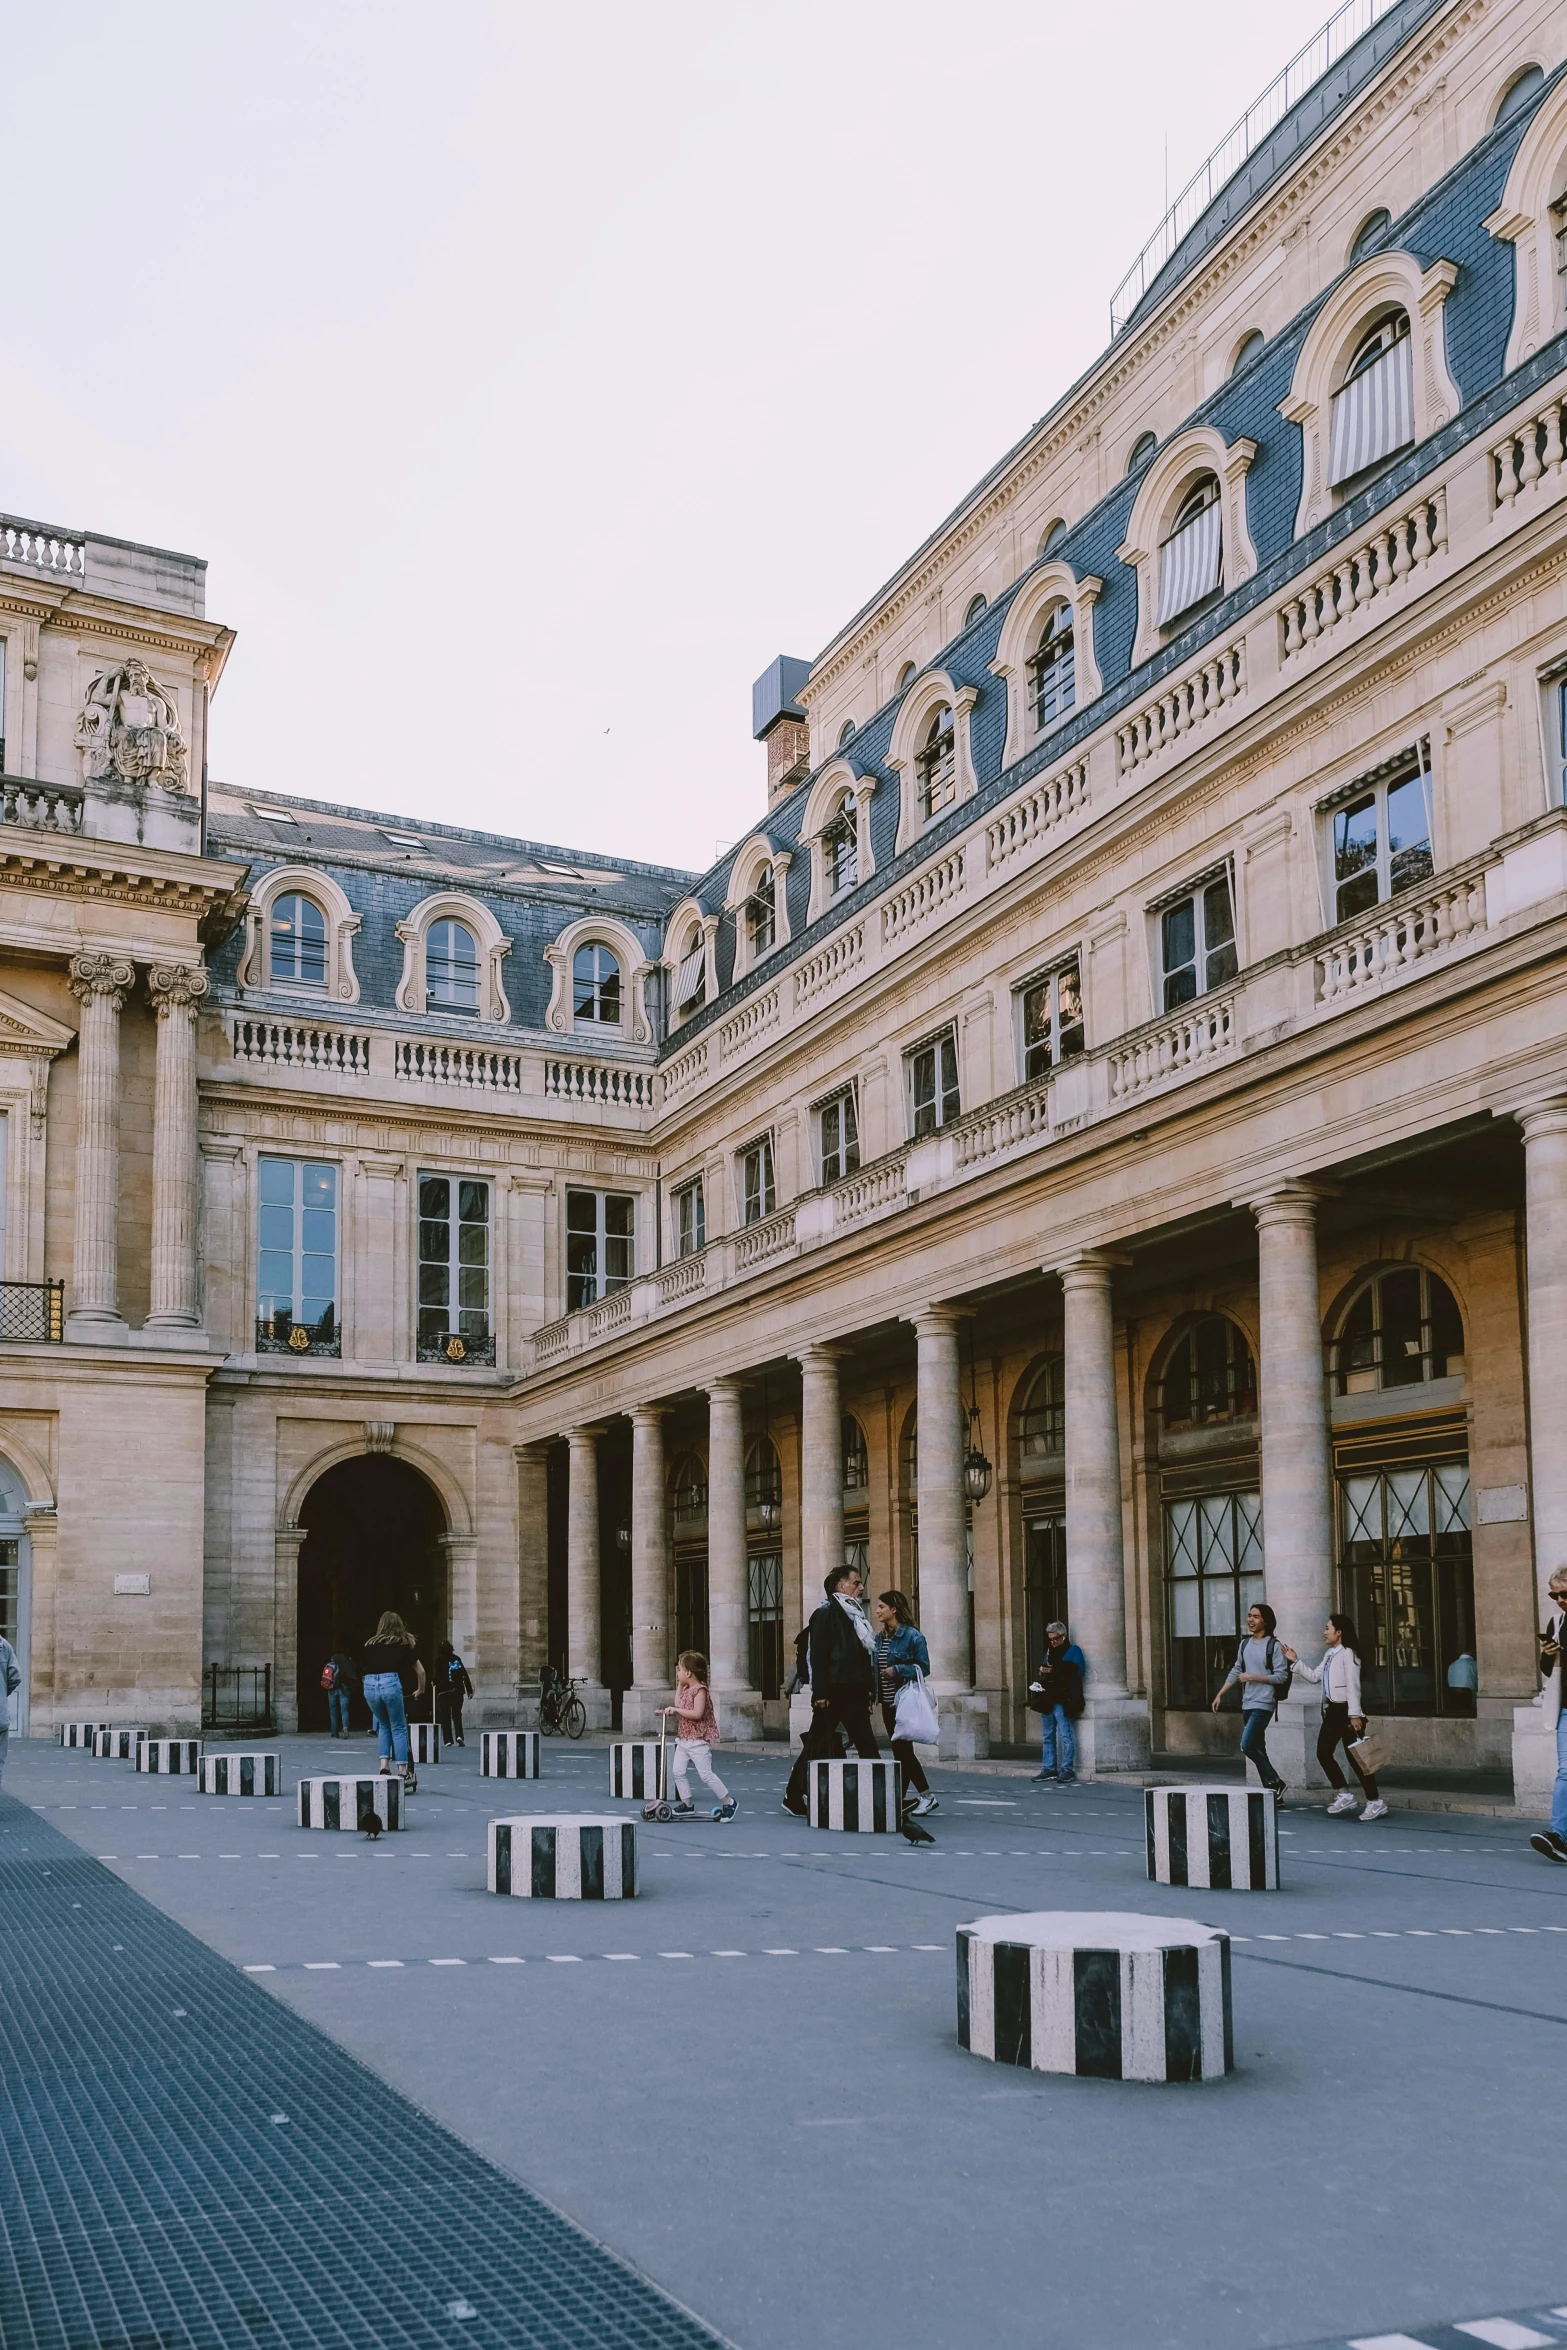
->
[1251,1188,1334,1640]
[706,1378,749,1692]
[67,953,134,1327]
[630,1405,672,1693]
[912,1308,970,1689]
[566,1427,604,1700]
[797,1345,845,1613]
[146,961,209,1326]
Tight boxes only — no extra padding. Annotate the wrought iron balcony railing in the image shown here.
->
[0,1281,64,1341]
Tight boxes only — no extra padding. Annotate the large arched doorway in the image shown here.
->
[296,1455,448,1730]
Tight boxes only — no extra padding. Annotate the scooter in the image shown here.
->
[640,1712,727,1823]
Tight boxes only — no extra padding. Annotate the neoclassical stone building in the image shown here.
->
[6,0,1567,1802]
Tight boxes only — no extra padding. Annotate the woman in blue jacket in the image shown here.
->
[873,1590,938,1817]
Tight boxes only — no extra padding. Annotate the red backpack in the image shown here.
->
[320,1662,337,1691]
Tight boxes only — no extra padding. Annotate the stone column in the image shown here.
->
[1059,1252,1148,1777]
[442,1532,479,1682]
[912,1309,969,1688]
[628,1405,673,1733]
[797,1345,845,1606]
[1516,1102,1567,1812]
[566,1427,609,1728]
[273,1521,307,1733]
[515,1444,551,1697]
[66,953,134,1329]
[1251,1187,1333,1789]
[706,1377,761,1736]
[146,962,209,1327]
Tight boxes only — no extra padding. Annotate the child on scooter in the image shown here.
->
[659,1651,737,1818]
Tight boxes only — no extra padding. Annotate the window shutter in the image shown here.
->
[674,947,706,1008]
[1155,499,1222,626]
[1328,336,1414,486]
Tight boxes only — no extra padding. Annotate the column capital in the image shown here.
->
[1516,1094,1567,1142]
[1054,1249,1131,1286]
[1247,1180,1335,1225]
[909,1303,970,1336]
[68,951,134,1008]
[147,961,210,1014]
[566,1422,605,1448]
[706,1374,747,1401]
[629,1402,667,1431]
[795,1340,851,1370]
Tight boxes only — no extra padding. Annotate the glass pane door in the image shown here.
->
[1023,1514,1066,1682]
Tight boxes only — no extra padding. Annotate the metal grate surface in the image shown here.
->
[0,1794,730,2350]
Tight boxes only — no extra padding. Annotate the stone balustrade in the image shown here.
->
[734,1206,796,1271]
[543,1058,655,1108]
[661,1036,709,1103]
[393,1039,524,1093]
[1279,487,1448,666]
[985,758,1090,875]
[0,780,83,835]
[1491,396,1565,512]
[832,1155,910,1232]
[228,1017,373,1076]
[718,987,781,1064]
[1116,640,1245,778]
[1315,867,1487,1005]
[882,847,965,946]
[0,519,84,576]
[794,923,864,1010]
[657,1252,707,1305]
[1108,994,1237,1104]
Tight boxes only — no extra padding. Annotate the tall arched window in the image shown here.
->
[1348,208,1392,265]
[1128,431,1157,473]
[842,1415,869,1492]
[837,718,857,748]
[1332,1266,1464,1395]
[745,864,776,959]
[822,799,858,898]
[269,893,327,989]
[1230,329,1265,375]
[916,704,957,822]
[426,918,480,1012]
[1028,605,1075,730]
[1329,310,1413,488]
[964,593,988,626]
[572,942,621,1027]
[1158,1317,1257,1434]
[1157,474,1223,626]
[1492,65,1543,128]
[1039,519,1067,556]
[1018,1358,1065,1466]
[896,661,918,690]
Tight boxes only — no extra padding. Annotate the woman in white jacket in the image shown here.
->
[1283,1614,1387,1822]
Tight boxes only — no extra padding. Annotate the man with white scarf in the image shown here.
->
[781,1564,882,1817]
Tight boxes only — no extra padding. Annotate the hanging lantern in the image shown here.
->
[963,1323,992,1502]
[757,1371,780,1531]
[615,1522,631,1553]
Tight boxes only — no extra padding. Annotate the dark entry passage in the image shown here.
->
[296,1454,447,1729]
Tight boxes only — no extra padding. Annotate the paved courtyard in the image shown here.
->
[2,1732,1564,2350]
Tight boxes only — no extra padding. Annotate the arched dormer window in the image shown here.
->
[1230,329,1265,376]
[1156,474,1224,628]
[269,892,327,989]
[1128,431,1157,473]
[802,762,875,922]
[1039,519,1067,556]
[837,718,857,748]
[746,863,776,959]
[1329,310,1413,491]
[668,916,709,1023]
[823,804,857,896]
[896,661,917,691]
[887,671,978,853]
[1157,1317,1256,1435]
[991,563,1104,764]
[572,941,621,1027]
[917,704,956,821]
[723,837,792,978]
[1348,208,1392,265]
[427,918,480,1012]
[1486,77,1567,372]
[1493,64,1544,130]
[964,593,988,627]
[1331,1266,1465,1396]
[1029,605,1075,729]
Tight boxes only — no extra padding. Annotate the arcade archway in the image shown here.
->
[295,1454,447,1730]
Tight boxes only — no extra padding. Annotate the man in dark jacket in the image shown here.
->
[782,1564,880,1816]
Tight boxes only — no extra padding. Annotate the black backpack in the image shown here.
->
[1236,1633,1291,1703]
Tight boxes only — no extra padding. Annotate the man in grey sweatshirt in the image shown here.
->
[1212,1601,1291,1798]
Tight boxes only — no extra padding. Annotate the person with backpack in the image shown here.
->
[1027,1620,1086,1785]
[1212,1601,1291,1800]
[1282,1612,1387,1822]
[322,1649,356,1738]
[433,1640,473,1748]
[781,1564,881,1817]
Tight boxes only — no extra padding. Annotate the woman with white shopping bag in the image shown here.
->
[874,1590,939,1817]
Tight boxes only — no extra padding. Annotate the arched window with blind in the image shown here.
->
[1156,475,1223,627]
[1329,310,1414,490]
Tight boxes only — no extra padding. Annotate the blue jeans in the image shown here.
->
[1239,1705,1284,1790]
[1553,1706,1567,1840]
[363,1673,409,1764]
[0,1728,8,1791]
[1040,1707,1075,1778]
[327,1685,351,1734]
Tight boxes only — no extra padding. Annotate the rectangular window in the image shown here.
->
[823,811,858,897]
[747,1552,784,1700]
[1330,763,1434,925]
[0,1535,19,1728]
[1159,873,1238,1011]
[417,1174,491,1361]
[745,869,776,960]
[907,1031,960,1136]
[1338,1460,1474,1717]
[673,945,706,1014]
[674,1178,705,1259]
[817,1088,860,1184]
[1020,960,1085,1081]
[1164,1489,1265,1708]
[566,1187,635,1311]
[739,1136,776,1225]
[256,1157,338,1352]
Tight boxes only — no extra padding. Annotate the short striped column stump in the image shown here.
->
[58,1722,107,1749]
[297,1775,403,1832]
[482,1731,541,1779]
[137,1739,202,1775]
[1145,1783,1279,1890]
[92,1727,147,1760]
[957,1911,1233,2082]
[200,1752,281,1797]
[806,1755,901,1833]
[406,1722,440,1765]
[488,1815,637,1900]
[608,1740,662,1801]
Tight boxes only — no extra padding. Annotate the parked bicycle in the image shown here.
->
[538,1666,587,1740]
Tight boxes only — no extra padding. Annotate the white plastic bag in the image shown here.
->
[892,1669,940,1746]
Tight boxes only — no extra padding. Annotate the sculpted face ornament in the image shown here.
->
[76,659,189,791]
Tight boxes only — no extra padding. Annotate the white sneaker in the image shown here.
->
[1359,1798,1389,1821]
[1327,1792,1358,1816]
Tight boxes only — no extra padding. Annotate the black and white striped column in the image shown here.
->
[806,1756,901,1833]
[1145,1784,1279,1890]
[92,1727,147,1760]
[406,1722,440,1765]
[199,1752,281,1797]
[956,1911,1233,2082]
[609,1741,662,1801]
[488,1814,637,1899]
[136,1739,202,1775]
[296,1775,403,1831]
[58,1722,107,1749]
[482,1731,541,1779]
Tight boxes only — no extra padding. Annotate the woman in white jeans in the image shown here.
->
[1283,1613,1387,1821]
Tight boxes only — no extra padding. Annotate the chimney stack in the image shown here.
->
[752,655,813,804]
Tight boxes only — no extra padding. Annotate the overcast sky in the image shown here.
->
[5,1,1336,876]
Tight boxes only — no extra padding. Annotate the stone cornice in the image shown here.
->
[0,839,248,939]
[804,0,1486,704]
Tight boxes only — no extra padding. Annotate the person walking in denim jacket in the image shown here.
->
[873,1592,937,1818]
[1213,1601,1291,1799]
